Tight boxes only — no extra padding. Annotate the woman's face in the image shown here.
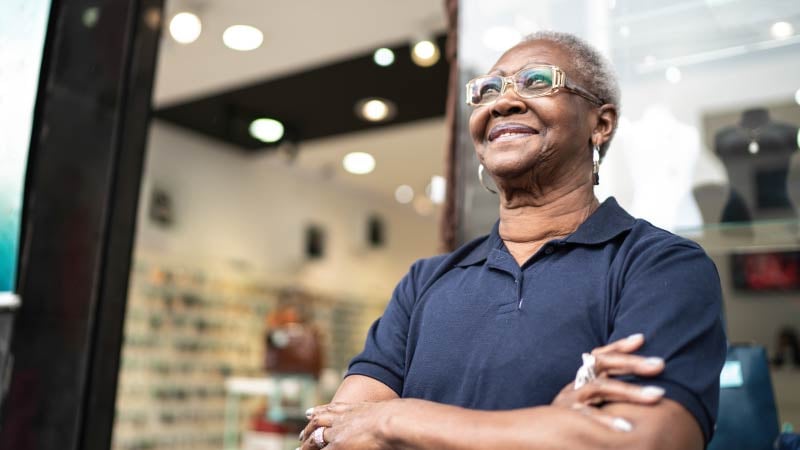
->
[469,40,597,185]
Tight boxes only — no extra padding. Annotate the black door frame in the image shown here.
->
[0,0,163,449]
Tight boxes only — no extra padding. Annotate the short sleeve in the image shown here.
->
[609,239,727,444]
[345,260,422,395]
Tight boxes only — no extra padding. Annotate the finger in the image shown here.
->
[302,403,353,441]
[301,412,335,443]
[572,404,635,432]
[593,352,665,377]
[591,333,645,355]
[299,426,332,450]
[576,378,665,405]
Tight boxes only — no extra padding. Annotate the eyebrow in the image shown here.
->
[488,61,552,76]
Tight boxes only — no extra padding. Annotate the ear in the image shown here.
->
[591,104,618,147]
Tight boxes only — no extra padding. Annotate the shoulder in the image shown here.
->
[622,218,708,259]
[401,232,492,296]
[614,219,721,300]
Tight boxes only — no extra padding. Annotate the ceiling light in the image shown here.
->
[795,87,800,105]
[373,48,395,67]
[771,21,794,40]
[355,98,396,122]
[619,25,630,38]
[395,185,414,204]
[426,175,446,204]
[411,39,440,67]
[482,26,522,52]
[169,12,202,44]
[249,118,284,143]
[223,25,263,51]
[665,66,682,84]
[643,55,656,66]
[343,152,375,175]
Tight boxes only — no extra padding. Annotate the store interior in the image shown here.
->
[113,1,448,449]
[110,1,800,449]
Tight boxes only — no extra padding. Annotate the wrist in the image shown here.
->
[377,398,411,446]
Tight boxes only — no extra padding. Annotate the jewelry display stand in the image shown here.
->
[713,108,800,224]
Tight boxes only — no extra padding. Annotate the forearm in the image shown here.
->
[331,374,399,403]
[384,400,649,450]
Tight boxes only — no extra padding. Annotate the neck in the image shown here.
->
[498,184,599,244]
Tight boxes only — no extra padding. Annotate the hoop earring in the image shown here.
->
[478,164,497,194]
[592,144,601,185]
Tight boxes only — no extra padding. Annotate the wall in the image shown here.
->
[135,120,441,303]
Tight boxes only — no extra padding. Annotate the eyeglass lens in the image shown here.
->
[468,67,555,105]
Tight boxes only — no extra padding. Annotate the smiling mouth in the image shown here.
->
[487,124,539,142]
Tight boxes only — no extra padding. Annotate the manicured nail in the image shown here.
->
[644,357,664,367]
[305,407,314,418]
[626,333,644,341]
[641,386,665,397]
[298,430,305,441]
[612,417,633,432]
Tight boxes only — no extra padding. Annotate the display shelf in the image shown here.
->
[676,219,800,254]
[112,257,388,450]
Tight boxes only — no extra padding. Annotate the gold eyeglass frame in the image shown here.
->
[465,65,604,107]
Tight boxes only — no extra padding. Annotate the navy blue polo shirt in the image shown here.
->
[348,197,726,442]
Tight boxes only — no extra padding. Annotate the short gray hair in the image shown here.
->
[523,31,620,156]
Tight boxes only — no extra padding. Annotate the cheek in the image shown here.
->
[468,109,489,145]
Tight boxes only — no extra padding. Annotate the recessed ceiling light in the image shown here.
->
[665,66,681,84]
[482,26,522,52]
[169,12,202,44]
[395,185,414,204]
[411,39,440,67]
[249,118,284,143]
[373,48,395,67]
[355,98,396,122]
[223,25,263,51]
[619,25,630,38]
[426,175,446,204]
[771,21,794,40]
[343,152,376,175]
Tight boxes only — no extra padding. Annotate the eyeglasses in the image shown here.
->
[465,65,604,107]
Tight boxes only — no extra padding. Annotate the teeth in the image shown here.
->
[498,132,526,138]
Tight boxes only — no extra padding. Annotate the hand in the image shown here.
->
[551,333,666,431]
[299,401,395,450]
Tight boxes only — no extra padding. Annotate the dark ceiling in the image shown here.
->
[154,35,449,152]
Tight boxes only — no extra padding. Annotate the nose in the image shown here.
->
[490,85,527,118]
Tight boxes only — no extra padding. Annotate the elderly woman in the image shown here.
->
[300,31,726,450]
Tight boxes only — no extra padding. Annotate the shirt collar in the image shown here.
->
[455,197,635,267]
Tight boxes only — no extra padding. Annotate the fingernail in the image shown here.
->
[626,333,644,341]
[644,357,664,367]
[641,386,665,397]
[298,430,305,441]
[612,417,633,432]
[305,407,314,418]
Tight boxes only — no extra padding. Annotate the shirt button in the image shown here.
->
[544,246,554,255]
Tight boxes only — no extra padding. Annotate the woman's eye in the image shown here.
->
[521,71,551,88]
[479,82,501,95]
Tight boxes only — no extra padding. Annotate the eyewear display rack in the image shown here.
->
[111,256,385,450]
